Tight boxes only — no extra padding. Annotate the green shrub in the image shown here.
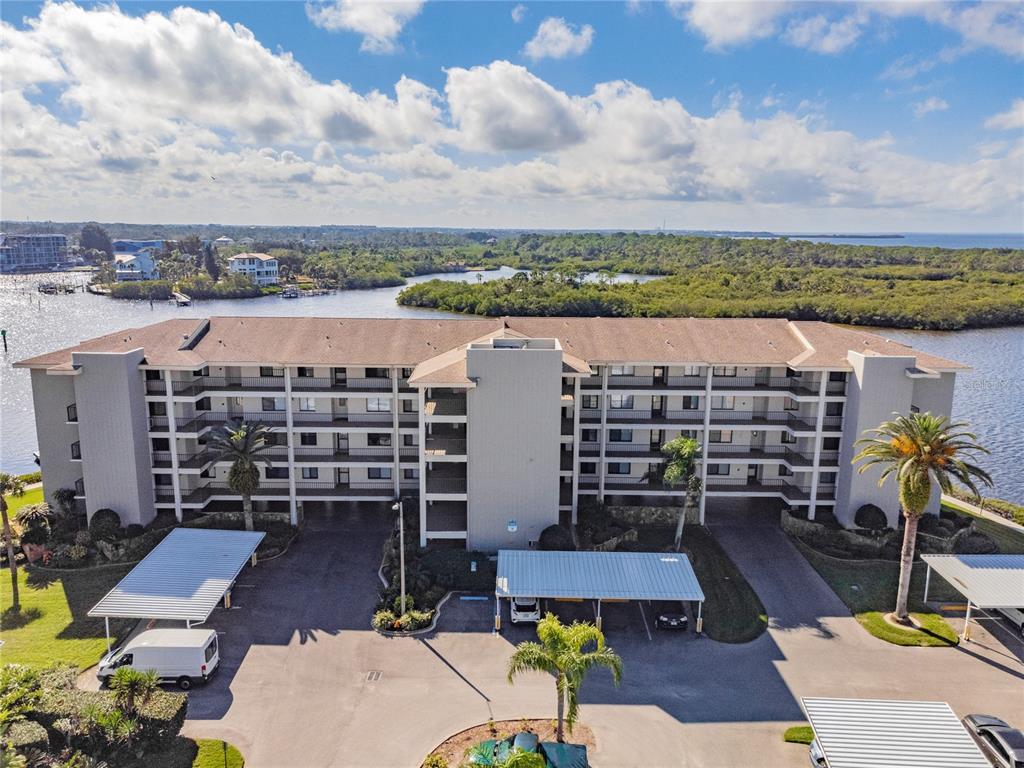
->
[124,524,146,539]
[538,524,575,551]
[73,530,92,547]
[4,719,48,751]
[0,665,42,724]
[420,585,447,609]
[18,518,51,546]
[88,509,122,541]
[951,528,999,555]
[397,610,433,632]
[854,504,888,532]
[393,595,414,615]
[783,725,814,744]
[17,471,42,484]
[422,753,449,768]
[372,610,398,631]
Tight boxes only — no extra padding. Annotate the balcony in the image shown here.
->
[155,376,289,396]
[425,501,467,533]
[704,478,834,502]
[561,417,574,436]
[607,375,707,390]
[424,396,466,418]
[710,376,819,396]
[706,446,815,467]
[179,481,399,504]
[424,436,466,458]
[425,465,467,495]
[603,478,681,493]
[605,409,704,426]
[709,410,818,431]
[605,443,664,459]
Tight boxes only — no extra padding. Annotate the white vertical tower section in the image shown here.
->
[391,371,401,498]
[284,367,297,526]
[571,376,582,523]
[598,365,609,499]
[417,388,428,547]
[163,370,183,522]
[808,373,828,521]
[698,368,713,524]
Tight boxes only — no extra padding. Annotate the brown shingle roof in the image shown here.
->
[15,316,966,371]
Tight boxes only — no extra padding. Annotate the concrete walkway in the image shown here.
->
[176,508,1024,768]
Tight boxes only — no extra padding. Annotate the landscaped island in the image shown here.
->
[398,233,1024,330]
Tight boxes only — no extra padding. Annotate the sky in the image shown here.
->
[1,1,1022,232]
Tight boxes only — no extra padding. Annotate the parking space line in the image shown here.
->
[638,602,653,642]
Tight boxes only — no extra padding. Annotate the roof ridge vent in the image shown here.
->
[178,319,210,351]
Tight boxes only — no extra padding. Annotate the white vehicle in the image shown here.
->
[97,629,219,690]
[997,606,1024,637]
[510,597,541,624]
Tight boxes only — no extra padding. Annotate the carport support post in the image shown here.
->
[923,563,931,603]
[961,600,973,642]
[494,594,501,632]
[104,617,111,652]
[595,599,602,631]
[696,601,703,635]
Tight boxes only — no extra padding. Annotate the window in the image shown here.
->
[301,467,319,480]
[778,465,793,477]
[266,467,288,479]
[261,397,285,411]
[66,403,78,422]
[781,432,797,444]
[367,397,391,413]
[823,437,840,450]
[332,367,347,381]
[259,366,284,378]
[609,429,633,442]
[368,467,392,480]
[709,430,732,443]
[403,434,417,446]
[828,371,847,382]
[608,462,630,474]
[300,433,317,446]
[784,397,799,412]
[145,370,162,381]
[151,438,170,451]
[910,404,920,414]
[609,395,633,409]
[148,402,166,417]
[402,399,416,413]
[368,433,392,447]
[366,367,390,379]
[401,368,413,379]
[712,366,736,377]
[265,432,287,447]
[825,402,844,417]
[154,473,172,486]
[580,462,597,475]
[70,441,81,460]
[683,365,702,377]
[74,478,84,496]
[195,397,210,411]
[581,395,599,410]
[610,365,634,376]
[298,398,316,412]
[297,367,315,378]
[706,463,730,475]
[819,472,836,484]
[403,468,419,480]
[682,396,700,410]
[711,396,734,410]
[582,429,598,443]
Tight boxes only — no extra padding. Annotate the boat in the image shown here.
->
[281,286,299,299]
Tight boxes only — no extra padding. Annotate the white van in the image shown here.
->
[97,629,219,690]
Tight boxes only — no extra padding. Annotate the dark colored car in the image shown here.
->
[963,714,1024,768]
[652,602,689,630]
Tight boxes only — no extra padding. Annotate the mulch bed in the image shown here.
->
[425,718,595,767]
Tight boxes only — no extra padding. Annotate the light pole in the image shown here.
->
[392,499,406,613]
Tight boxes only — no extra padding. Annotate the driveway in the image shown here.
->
[181,506,1024,768]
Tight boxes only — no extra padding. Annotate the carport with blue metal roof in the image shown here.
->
[495,549,705,633]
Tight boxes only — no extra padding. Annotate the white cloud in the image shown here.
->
[305,0,423,53]
[985,98,1024,130]
[511,4,527,24]
[670,1,790,50]
[783,12,866,54]
[523,17,594,60]
[913,96,949,118]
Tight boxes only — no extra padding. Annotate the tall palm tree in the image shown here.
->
[0,473,27,614]
[661,436,702,551]
[507,614,622,743]
[853,412,991,623]
[207,420,272,531]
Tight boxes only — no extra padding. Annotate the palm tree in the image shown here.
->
[207,420,272,531]
[507,614,622,743]
[0,473,27,614]
[108,667,159,715]
[853,412,991,623]
[660,437,702,551]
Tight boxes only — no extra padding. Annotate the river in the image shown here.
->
[1,268,1020,503]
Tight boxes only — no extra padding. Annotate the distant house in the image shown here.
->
[115,248,159,281]
[227,252,278,286]
[237,236,256,247]
[0,233,69,272]
[213,236,236,251]
[112,239,164,254]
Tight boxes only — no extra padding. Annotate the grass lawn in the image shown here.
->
[133,738,244,768]
[783,725,814,744]
[941,501,1024,554]
[0,564,135,669]
[4,486,45,515]
[792,538,959,647]
[637,524,768,643]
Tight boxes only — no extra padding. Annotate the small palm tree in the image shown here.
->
[108,667,159,715]
[853,412,991,623]
[0,473,27,614]
[51,487,79,522]
[661,437,702,551]
[208,420,272,531]
[507,614,622,743]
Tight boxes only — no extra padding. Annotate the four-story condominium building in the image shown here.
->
[16,316,966,551]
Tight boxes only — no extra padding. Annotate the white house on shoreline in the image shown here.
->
[226,253,278,286]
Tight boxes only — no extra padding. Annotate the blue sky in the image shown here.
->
[1,1,1022,231]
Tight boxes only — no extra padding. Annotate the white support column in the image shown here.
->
[104,616,111,652]
[164,371,183,522]
[961,601,973,642]
[391,370,401,498]
[595,598,602,631]
[807,373,828,521]
[698,368,713,524]
[570,376,582,523]
[923,563,932,603]
[284,367,297,526]
[417,388,428,548]
[598,366,609,499]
